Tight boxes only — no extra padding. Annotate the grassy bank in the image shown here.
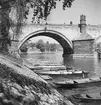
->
[0,53,73,105]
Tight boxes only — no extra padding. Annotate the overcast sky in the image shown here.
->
[48,0,101,25]
[30,0,101,43]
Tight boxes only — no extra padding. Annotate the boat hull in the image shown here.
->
[55,81,101,88]
[49,73,88,79]
[35,70,88,78]
[68,93,101,104]
[54,77,101,88]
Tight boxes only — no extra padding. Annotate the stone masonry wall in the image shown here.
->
[72,39,94,54]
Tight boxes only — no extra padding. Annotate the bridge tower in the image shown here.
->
[80,14,86,33]
[72,14,94,56]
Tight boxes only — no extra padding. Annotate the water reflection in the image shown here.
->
[63,55,74,67]
[21,51,101,77]
[21,52,101,105]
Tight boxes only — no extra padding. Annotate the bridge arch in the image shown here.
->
[18,30,73,56]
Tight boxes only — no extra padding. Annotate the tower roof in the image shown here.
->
[73,32,94,41]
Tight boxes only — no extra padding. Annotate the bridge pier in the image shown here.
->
[62,54,73,58]
[62,48,74,57]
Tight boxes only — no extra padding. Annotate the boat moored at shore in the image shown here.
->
[68,92,101,104]
[53,77,101,88]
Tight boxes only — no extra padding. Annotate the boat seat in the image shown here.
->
[65,80,74,84]
[74,78,89,83]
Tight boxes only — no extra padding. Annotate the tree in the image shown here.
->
[0,1,11,52]
[20,41,29,52]
[36,39,45,52]
[29,42,36,49]
[45,41,50,51]
[50,43,56,51]
[0,0,75,53]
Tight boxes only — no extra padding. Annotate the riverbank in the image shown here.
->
[0,52,73,105]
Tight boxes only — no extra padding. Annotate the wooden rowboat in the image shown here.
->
[39,75,52,80]
[68,92,101,103]
[53,77,101,88]
[31,65,66,71]
[34,69,88,78]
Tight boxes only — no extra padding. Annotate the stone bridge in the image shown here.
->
[10,15,101,56]
[18,24,80,56]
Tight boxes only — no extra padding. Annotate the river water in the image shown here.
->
[21,51,101,105]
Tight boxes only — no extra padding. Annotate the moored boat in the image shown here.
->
[53,77,101,88]
[39,75,52,80]
[34,69,89,78]
[31,65,66,71]
[68,92,101,104]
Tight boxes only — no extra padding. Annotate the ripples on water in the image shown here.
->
[21,51,101,77]
[21,51,101,105]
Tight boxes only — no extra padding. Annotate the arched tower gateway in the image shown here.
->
[72,15,94,55]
